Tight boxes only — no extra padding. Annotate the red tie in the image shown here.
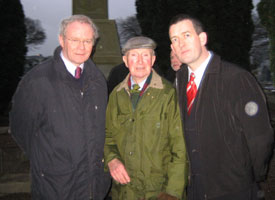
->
[186,72,197,115]
[75,66,82,79]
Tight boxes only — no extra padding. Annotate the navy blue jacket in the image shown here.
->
[10,46,111,200]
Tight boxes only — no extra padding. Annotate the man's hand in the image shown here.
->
[108,158,131,184]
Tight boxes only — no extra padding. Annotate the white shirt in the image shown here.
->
[60,52,84,77]
[188,51,212,88]
[130,76,147,90]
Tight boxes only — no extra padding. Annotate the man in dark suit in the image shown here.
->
[10,15,110,200]
[169,13,274,200]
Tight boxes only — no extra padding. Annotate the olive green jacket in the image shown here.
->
[104,70,188,199]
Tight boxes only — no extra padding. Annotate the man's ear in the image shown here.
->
[59,35,64,48]
[199,32,207,46]
[122,55,129,68]
[151,55,156,66]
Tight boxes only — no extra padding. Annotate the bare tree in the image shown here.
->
[25,17,46,50]
[116,15,141,47]
[250,13,270,82]
[258,0,275,85]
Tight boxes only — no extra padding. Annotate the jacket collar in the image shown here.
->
[175,52,222,121]
[203,53,221,74]
[116,69,163,92]
[52,46,100,83]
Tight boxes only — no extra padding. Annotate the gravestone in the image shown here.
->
[73,0,122,77]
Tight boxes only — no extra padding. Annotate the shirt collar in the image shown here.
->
[188,51,212,88]
[60,51,84,77]
[130,76,147,90]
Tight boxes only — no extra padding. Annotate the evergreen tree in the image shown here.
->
[204,0,254,70]
[136,0,254,74]
[0,0,27,114]
[258,0,275,85]
[136,0,197,75]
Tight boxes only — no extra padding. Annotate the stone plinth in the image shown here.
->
[73,0,122,78]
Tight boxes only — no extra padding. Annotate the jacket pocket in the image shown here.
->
[145,174,165,192]
[117,114,131,125]
[39,165,77,200]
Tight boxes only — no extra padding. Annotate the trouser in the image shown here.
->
[187,177,258,200]
[187,174,205,200]
[211,183,258,200]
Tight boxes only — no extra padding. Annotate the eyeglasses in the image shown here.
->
[66,38,93,47]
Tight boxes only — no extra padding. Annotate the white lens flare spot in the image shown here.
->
[244,101,259,116]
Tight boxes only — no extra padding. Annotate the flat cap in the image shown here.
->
[122,36,157,54]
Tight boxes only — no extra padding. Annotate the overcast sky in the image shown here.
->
[21,0,259,57]
[21,0,136,56]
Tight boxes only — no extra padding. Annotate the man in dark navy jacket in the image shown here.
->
[10,15,110,200]
[169,14,274,200]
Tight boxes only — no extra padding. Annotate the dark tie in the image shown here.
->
[75,66,82,79]
[186,72,197,115]
[130,84,140,110]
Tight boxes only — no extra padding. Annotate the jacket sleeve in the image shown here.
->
[165,89,189,198]
[9,77,42,158]
[233,71,274,182]
[104,91,122,170]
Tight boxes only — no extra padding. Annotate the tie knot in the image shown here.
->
[190,73,195,81]
[130,84,140,93]
[187,72,197,115]
[75,66,82,79]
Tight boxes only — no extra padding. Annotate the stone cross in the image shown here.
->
[73,0,108,19]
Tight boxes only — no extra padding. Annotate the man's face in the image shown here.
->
[59,21,94,66]
[123,48,156,83]
[170,51,181,71]
[169,19,207,70]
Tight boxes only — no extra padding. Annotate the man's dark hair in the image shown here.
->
[169,14,205,34]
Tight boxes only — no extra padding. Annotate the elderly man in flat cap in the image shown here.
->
[104,36,188,200]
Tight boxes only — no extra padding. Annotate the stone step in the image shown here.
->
[0,127,9,135]
[0,173,30,198]
[0,173,30,195]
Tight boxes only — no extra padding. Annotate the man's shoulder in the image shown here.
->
[13,62,52,99]
[220,60,251,80]
[151,74,177,99]
[161,76,175,90]
[209,54,250,78]
[25,57,52,77]
[85,59,106,80]
[210,57,259,90]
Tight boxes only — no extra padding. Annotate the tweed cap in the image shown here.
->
[122,36,157,54]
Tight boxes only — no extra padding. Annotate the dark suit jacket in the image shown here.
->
[10,46,111,200]
[176,53,274,199]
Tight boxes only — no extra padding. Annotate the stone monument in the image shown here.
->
[73,0,122,77]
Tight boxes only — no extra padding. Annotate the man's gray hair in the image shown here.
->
[59,14,99,45]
